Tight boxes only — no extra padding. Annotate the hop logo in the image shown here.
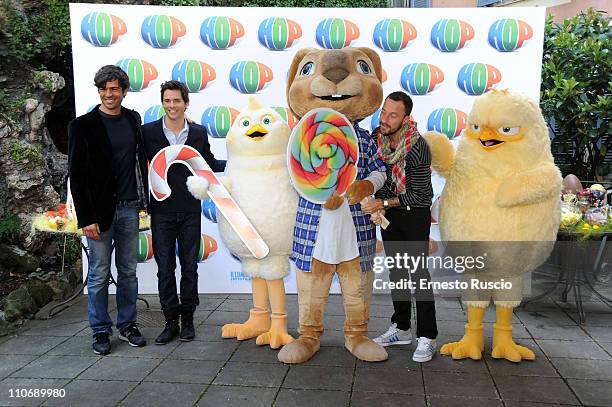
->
[143,105,165,124]
[201,198,217,222]
[172,60,216,92]
[81,12,127,47]
[229,61,273,94]
[430,19,474,52]
[400,63,444,95]
[258,18,302,50]
[137,233,153,262]
[488,19,533,52]
[201,106,240,138]
[272,107,299,129]
[373,19,417,52]
[457,63,502,96]
[116,59,157,91]
[141,15,186,48]
[200,17,244,50]
[427,108,468,139]
[316,18,360,49]
[370,109,381,131]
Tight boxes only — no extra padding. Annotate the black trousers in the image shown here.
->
[151,212,200,319]
[381,207,438,339]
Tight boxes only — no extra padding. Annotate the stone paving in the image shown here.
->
[0,290,611,407]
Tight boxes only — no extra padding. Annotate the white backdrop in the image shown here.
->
[70,4,545,293]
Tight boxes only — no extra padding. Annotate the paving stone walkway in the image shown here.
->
[0,290,611,407]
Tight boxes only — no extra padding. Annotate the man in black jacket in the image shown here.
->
[143,80,226,344]
[362,91,438,363]
[68,65,148,355]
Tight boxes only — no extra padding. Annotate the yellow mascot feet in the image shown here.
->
[345,335,388,362]
[256,313,294,349]
[492,305,535,362]
[222,308,270,341]
[277,336,320,364]
[441,306,485,360]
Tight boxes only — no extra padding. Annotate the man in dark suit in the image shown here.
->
[143,80,226,344]
[68,65,148,355]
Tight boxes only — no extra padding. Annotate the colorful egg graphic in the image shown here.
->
[400,63,444,95]
[201,106,239,139]
[488,19,533,52]
[229,61,273,94]
[81,12,127,47]
[115,59,157,91]
[138,233,154,262]
[373,19,417,52]
[177,234,217,262]
[141,15,186,48]
[370,109,381,131]
[427,108,468,139]
[172,60,216,92]
[143,105,165,124]
[201,198,217,222]
[430,19,474,52]
[200,16,244,50]
[457,63,502,96]
[272,107,299,129]
[258,18,302,50]
[316,18,360,49]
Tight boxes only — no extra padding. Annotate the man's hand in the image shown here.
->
[82,223,101,240]
[361,198,383,215]
[323,192,344,210]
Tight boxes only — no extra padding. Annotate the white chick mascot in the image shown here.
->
[424,89,561,363]
[218,97,297,349]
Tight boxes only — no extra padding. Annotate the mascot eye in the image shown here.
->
[356,60,372,74]
[300,62,314,76]
[498,126,519,136]
[470,124,480,132]
[241,119,250,127]
[262,115,273,125]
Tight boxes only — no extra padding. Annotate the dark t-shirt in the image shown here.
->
[99,110,138,201]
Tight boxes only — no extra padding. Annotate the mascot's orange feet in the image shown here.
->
[492,305,535,362]
[346,335,388,362]
[441,305,485,360]
[256,313,294,349]
[222,308,270,341]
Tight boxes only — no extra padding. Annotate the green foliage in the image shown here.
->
[0,214,21,243]
[157,0,203,5]
[60,234,82,267]
[541,9,611,180]
[1,0,70,66]
[8,142,43,170]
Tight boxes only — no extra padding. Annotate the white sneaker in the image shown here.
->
[373,323,412,347]
[413,337,436,362]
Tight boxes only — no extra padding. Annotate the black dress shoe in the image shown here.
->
[156,320,180,345]
[93,332,111,355]
[180,312,195,342]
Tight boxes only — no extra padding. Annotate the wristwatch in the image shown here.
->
[383,200,389,210]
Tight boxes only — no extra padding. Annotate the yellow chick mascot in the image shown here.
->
[423,89,561,362]
[218,97,297,349]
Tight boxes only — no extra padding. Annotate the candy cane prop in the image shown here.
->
[149,145,269,259]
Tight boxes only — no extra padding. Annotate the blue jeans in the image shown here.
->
[86,205,139,335]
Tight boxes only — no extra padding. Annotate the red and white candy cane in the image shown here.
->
[149,145,269,259]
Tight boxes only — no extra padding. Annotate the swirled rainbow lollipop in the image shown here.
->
[288,108,359,204]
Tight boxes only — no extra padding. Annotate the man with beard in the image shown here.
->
[362,91,438,362]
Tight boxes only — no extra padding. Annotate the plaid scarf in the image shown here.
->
[377,121,419,195]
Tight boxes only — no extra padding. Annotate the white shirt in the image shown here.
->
[162,117,189,145]
[312,170,386,264]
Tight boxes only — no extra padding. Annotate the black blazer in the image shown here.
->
[68,105,149,232]
[142,118,226,214]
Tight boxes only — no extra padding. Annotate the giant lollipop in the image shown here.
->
[288,108,359,204]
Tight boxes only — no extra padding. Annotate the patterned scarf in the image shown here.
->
[377,121,419,195]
